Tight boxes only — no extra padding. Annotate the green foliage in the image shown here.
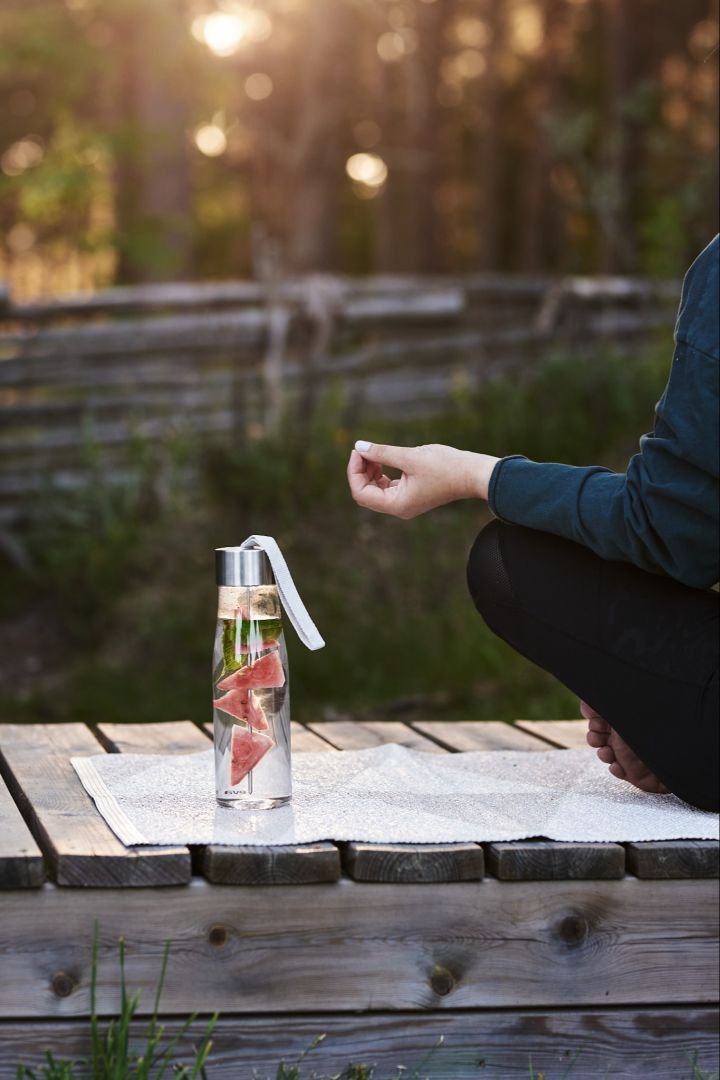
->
[15,930,216,1080]
[1,342,670,727]
[19,425,193,642]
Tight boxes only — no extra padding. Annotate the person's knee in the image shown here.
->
[466,520,518,626]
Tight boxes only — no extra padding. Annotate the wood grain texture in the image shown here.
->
[1,1007,717,1080]
[514,719,590,749]
[486,842,625,881]
[289,722,335,752]
[98,722,340,886]
[201,843,340,885]
[96,721,210,755]
[342,842,483,883]
[625,840,719,879]
[308,719,443,752]
[0,878,716,1016]
[0,725,190,887]
[412,720,550,752]
[0,773,44,889]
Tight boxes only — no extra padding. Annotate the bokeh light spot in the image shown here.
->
[194,124,228,156]
[246,10,273,42]
[6,223,36,254]
[346,152,388,189]
[1,137,44,177]
[689,18,718,57]
[201,12,248,56]
[455,49,486,79]
[453,16,490,49]
[377,30,417,62]
[511,3,544,55]
[245,73,273,100]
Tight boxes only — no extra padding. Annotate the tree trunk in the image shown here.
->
[403,0,448,272]
[515,0,564,271]
[475,0,506,270]
[598,0,634,272]
[287,0,353,272]
[109,1,192,283]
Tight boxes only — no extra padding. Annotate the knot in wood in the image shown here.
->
[51,971,76,998]
[429,964,455,997]
[557,913,589,945]
[208,924,228,947]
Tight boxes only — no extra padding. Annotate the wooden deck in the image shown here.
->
[0,719,717,1078]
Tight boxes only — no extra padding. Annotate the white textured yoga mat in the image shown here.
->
[71,744,719,847]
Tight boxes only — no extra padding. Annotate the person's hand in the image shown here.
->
[347,440,499,519]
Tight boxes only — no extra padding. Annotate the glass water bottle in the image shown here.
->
[213,545,291,809]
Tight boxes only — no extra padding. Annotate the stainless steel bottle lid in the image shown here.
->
[215,545,274,587]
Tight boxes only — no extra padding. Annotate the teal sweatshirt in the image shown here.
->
[488,236,720,589]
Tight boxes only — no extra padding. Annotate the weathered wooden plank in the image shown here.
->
[625,841,719,880]
[411,721,626,880]
[289,721,335,752]
[0,772,44,889]
[342,842,483,883]
[2,1007,717,1080]
[98,722,341,887]
[486,842,625,881]
[0,878,716,1016]
[411,720,550,752]
[5,309,267,359]
[1,273,675,323]
[514,719,589,749]
[0,724,190,888]
[306,721,473,883]
[201,843,340,886]
[0,408,236,456]
[95,720,209,757]
[307,719,443,752]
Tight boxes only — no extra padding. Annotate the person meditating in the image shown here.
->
[347,235,719,813]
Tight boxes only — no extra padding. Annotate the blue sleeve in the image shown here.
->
[488,238,719,590]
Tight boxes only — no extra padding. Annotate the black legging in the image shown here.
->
[466,520,719,812]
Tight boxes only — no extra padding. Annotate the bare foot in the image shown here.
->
[580,701,670,795]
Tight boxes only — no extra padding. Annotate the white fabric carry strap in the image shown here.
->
[241,534,325,651]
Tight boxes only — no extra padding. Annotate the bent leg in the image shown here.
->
[466,520,719,811]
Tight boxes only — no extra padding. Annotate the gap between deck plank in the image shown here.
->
[0,769,45,889]
[98,722,340,886]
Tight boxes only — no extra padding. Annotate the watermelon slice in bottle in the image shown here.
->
[213,688,269,731]
[216,649,285,693]
[230,726,274,786]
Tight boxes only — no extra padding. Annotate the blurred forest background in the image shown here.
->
[0,0,718,728]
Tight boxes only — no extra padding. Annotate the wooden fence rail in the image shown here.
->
[0,273,678,525]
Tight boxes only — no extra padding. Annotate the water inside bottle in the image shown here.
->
[212,590,291,809]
